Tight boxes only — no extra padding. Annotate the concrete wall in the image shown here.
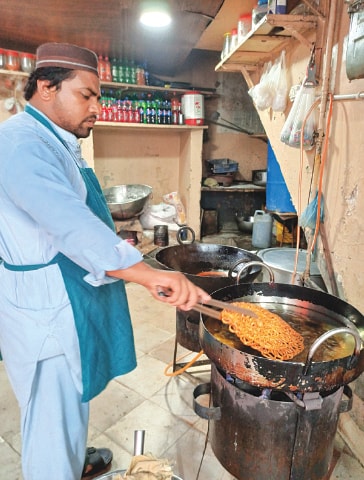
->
[244,2,364,460]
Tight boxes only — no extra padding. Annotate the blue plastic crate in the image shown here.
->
[207,159,239,174]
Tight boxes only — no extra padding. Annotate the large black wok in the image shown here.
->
[155,243,262,291]
[199,282,364,392]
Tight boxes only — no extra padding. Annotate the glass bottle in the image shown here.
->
[221,32,231,60]
[111,58,119,83]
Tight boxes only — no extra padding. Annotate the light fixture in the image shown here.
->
[139,1,172,28]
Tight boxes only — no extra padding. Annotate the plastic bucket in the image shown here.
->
[266,142,296,213]
[181,91,204,125]
[252,210,272,249]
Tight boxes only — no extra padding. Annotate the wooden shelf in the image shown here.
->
[100,80,216,97]
[215,14,318,73]
[0,69,216,97]
[0,68,29,78]
[95,121,208,131]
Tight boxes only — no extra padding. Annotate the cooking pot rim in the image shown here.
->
[199,282,364,392]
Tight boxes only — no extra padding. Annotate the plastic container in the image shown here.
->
[4,49,20,71]
[266,141,296,213]
[181,91,204,126]
[230,28,238,52]
[252,210,272,248]
[252,2,268,28]
[238,13,252,42]
[207,158,239,174]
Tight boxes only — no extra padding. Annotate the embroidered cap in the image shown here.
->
[35,42,98,75]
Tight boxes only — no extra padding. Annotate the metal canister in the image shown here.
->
[154,225,169,246]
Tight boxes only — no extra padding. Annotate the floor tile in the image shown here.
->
[1,270,364,480]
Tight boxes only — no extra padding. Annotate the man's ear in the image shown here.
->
[37,80,57,101]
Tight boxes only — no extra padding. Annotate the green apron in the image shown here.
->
[3,105,137,402]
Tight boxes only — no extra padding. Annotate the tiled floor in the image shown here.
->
[1,234,364,479]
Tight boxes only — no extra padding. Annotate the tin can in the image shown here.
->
[154,225,169,246]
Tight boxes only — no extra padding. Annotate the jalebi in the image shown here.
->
[221,302,304,361]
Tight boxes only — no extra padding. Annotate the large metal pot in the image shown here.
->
[199,282,364,392]
[155,243,263,352]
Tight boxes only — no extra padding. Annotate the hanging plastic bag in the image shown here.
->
[280,79,317,150]
[271,50,288,112]
[248,61,276,111]
[162,191,187,225]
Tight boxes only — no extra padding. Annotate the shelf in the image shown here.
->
[0,69,216,97]
[100,80,216,97]
[215,13,318,73]
[0,68,29,78]
[201,183,266,192]
[95,121,208,131]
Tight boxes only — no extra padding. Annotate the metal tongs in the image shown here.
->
[193,298,258,320]
[157,287,258,319]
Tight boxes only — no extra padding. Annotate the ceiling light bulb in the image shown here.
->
[140,10,171,27]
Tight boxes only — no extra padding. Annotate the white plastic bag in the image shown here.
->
[248,61,275,111]
[139,203,179,230]
[163,191,187,225]
[271,50,288,112]
[280,80,316,149]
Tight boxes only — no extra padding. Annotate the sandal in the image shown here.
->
[81,446,113,479]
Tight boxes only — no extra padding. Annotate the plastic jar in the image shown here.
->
[230,28,238,52]
[19,52,35,73]
[238,13,252,42]
[4,50,20,71]
[268,0,287,14]
[181,91,204,126]
[221,32,231,60]
[252,210,273,248]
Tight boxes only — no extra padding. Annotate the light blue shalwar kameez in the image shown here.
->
[0,106,143,479]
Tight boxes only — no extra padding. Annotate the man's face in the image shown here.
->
[50,70,101,138]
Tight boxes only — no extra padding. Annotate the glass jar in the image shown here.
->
[221,32,231,60]
[19,52,35,73]
[5,50,20,71]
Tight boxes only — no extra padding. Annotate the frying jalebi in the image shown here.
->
[221,302,304,361]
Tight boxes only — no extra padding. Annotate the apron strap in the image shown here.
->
[3,254,61,271]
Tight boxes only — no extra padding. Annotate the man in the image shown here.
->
[0,43,210,480]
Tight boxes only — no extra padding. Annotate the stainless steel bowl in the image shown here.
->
[235,214,254,232]
[103,184,152,220]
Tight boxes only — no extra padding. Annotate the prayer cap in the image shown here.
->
[35,42,98,75]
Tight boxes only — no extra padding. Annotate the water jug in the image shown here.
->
[252,210,272,248]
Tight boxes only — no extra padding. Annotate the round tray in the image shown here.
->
[95,469,183,480]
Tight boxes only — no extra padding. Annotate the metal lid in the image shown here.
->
[257,248,321,276]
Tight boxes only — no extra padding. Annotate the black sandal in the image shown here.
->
[81,446,113,479]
